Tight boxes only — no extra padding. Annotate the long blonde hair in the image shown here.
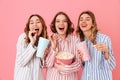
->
[76,11,98,44]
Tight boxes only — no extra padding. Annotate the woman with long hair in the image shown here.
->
[76,10,116,80]
[14,14,48,80]
[45,12,81,80]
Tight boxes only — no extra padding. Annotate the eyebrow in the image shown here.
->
[86,17,91,18]
[80,16,91,18]
[30,19,40,22]
[36,19,40,21]
[56,18,67,21]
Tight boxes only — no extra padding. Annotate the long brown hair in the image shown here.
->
[50,11,74,36]
[24,14,48,45]
[76,11,98,44]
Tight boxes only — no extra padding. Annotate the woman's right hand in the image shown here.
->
[54,62,65,72]
[49,34,57,50]
[77,50,85,66]
[77,50,84,62]
[28,30,38,46]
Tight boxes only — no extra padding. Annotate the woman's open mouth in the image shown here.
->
[59,27,64,30]
[35,28,39,31]
[81,23,87,28]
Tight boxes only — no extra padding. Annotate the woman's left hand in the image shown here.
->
[94,43,109,59]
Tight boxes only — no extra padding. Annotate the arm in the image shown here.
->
[45,46,58,68]
[56,51,82,74]
[103,37,116,70]
[45,33,58,67]
[16,33,37,67]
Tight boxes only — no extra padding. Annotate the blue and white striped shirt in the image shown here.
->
[81,32,116,80]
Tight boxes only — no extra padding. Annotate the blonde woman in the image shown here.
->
[76,11,116,80]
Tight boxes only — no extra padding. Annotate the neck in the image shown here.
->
[58,34,67,39]
[83,30,92,40]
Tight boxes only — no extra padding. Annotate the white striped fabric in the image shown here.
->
[81,32,116,80]
[14,33,44,80]
[46,34,81,80]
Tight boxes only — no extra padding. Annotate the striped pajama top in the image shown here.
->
[46,34,81,80]
[14,33,44,80]
[81,32,116,80]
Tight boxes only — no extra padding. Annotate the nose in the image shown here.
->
[33,22,37,26]
[82,19,86,22]
[60,21,64,25]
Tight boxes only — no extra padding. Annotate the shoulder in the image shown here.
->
[97,32,111,42]
[68,34,78,39]
[18,33,26,40]
[17,33,26,43]
[98,32,109,38]
[68,34,80,42]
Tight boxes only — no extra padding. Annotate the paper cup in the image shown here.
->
[36,37,49,57]
[77,41,90,61]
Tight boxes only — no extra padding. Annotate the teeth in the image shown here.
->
[35,28,39,31]
[59,28,64,30]
[82,26,86,27]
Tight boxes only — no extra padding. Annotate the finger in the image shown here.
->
[49,34,54,41]
[94,44,102,49]
[77,50,80,53]
[77,50,81,54]
[28,31,33,37]
[33,33,38,39]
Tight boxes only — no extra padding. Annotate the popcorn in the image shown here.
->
[56,52,74,59]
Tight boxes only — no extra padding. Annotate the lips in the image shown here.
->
[82,26,87,28]
[81,23,87,28]
[35,28,39,31]
[31,28,39,36]
[59,27,64,30]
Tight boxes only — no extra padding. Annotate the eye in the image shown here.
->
[86,18,91,21]
[63,20,67,22]
[37,21,40,23]
[80,19,83,21]
[30,22,34,24]
[56,20,60,23]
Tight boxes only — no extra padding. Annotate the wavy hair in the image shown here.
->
[76,11,98,44]
[24,14,48,45]
[50,11,74,36]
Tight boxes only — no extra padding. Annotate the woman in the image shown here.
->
[14,14,48,80]
[45,12,81,80]
[76,10,116,80]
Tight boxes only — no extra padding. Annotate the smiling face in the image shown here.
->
[29,16,43,36]
[79,13,93,32]
[55,14,68,36]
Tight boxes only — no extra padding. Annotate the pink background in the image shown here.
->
[0,0,120,80]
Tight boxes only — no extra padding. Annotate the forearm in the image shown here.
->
[59,58,81,74]
[46,48,57,67]
[104,52,109,60]
[16,43,36,66]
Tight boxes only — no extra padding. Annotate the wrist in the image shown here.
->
[104,52,109,60]
[31,40,36,45]
[30,42,36,48]
[52,47,58,55]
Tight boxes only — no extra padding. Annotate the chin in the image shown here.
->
[59,32,66,35]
